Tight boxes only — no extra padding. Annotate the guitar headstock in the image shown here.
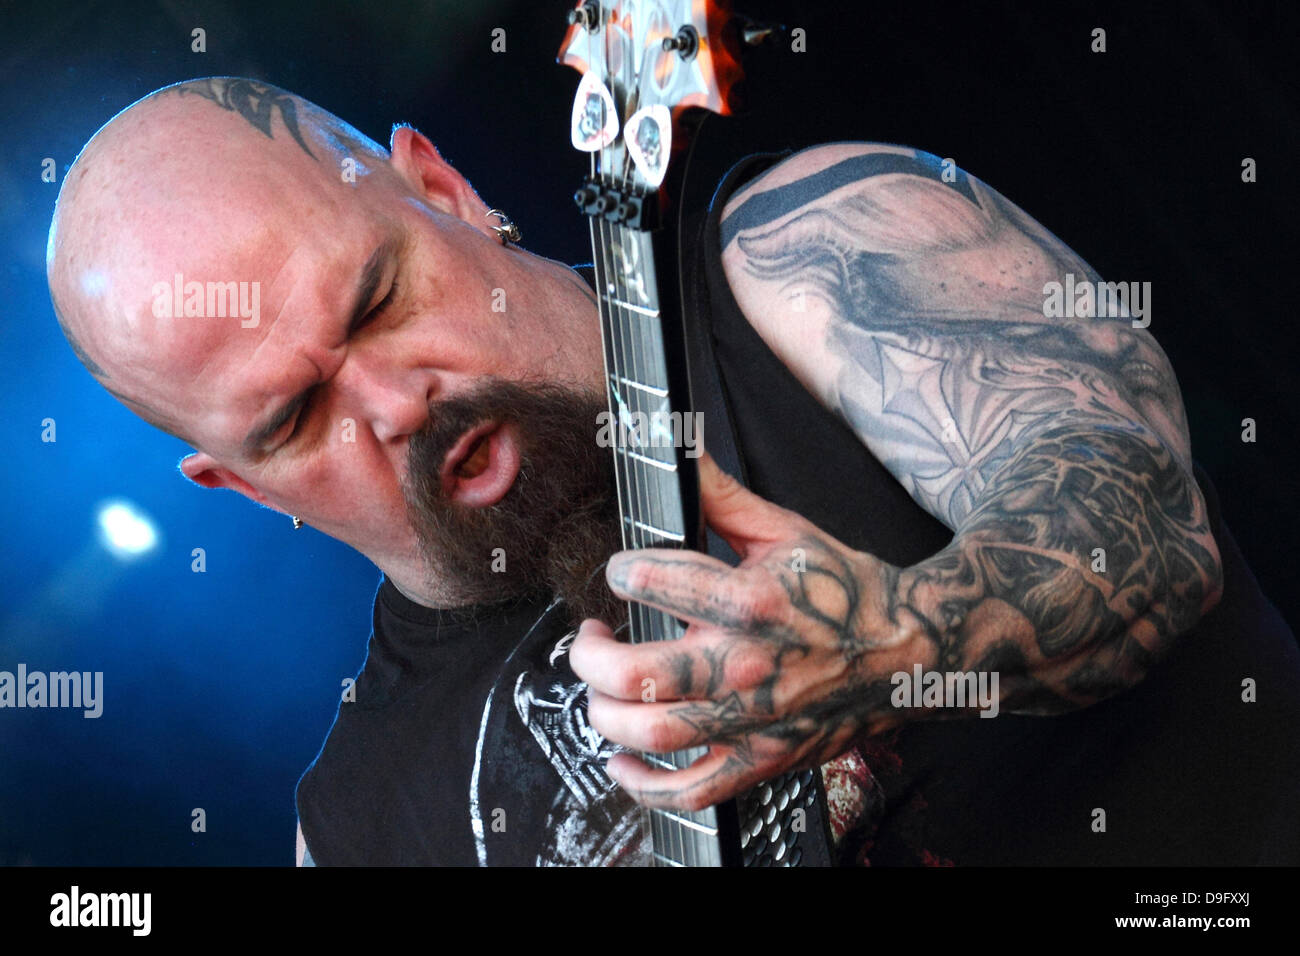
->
[558,0,743,192]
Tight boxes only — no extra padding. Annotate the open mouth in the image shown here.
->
[439,421,523,508]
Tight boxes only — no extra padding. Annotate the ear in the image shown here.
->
[179,452,288,515]
[388,125,494,235]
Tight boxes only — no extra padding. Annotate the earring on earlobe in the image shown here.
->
[486,208,521,246]
[291,516,303,530]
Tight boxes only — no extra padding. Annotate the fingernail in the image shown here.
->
[606,554,630,590]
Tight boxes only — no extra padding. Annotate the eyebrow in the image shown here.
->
[241,238,394,458]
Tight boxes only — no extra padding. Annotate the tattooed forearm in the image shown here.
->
[594,438,1222,812]
[895,416,1223,712]
[618,432,1221,809]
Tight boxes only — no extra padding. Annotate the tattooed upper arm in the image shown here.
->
[720,143,1195,531]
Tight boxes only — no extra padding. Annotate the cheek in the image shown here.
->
[282,439,407,513]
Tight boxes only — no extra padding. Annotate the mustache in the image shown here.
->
[404,379,602,499]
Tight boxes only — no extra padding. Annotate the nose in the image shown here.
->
[330,347,437,445]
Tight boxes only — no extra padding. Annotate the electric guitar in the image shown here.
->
[558,0,834,867]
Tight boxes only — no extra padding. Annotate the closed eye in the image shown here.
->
[351,277,399,337]
[282,278,400,446]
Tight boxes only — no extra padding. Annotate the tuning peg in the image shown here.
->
[661,25,699,59]
[566,1,598,30]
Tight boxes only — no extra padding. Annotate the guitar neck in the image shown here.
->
[559,0,825,868]
[589,219,694,554]
[587,210,737,867]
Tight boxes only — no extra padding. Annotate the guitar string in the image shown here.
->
[581,12,648,862]
[591,15,661,866]
[622,44,694,874]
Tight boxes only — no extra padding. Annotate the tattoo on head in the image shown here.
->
[173,78,317,160]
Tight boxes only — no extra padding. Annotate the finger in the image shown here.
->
[587,687,768,753]
[605,747,760,813]
[586,693,708,753]
[570,618,696,701]
[572,618,773,702]
[606,548,791,635]
[696,451,809,558]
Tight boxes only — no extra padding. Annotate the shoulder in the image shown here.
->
[715,142,958,404]
[719,142,953,247]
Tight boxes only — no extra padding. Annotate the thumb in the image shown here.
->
[697,451,805,557]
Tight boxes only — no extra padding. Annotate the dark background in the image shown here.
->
[0,0,1295,865]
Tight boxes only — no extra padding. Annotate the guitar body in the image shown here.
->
[558,0,836,866]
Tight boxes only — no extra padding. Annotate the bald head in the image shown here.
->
[46,77,391,444]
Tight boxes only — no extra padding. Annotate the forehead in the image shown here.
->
[105,172,389,453]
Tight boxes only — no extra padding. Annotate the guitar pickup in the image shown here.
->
[573,178,660,231]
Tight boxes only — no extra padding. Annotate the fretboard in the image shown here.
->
[588,212,726,868]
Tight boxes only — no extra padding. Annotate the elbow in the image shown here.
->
[1134,524,1225,667]
[1198,532,1225,620]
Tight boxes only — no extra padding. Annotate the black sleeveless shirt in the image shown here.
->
[296,152,1300,866]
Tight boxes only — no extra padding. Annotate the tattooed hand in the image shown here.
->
[570,452,920,812]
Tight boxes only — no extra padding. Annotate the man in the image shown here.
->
[47,77,1300,865]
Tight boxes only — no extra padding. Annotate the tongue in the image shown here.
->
[456,435,491,478]
[445,423,522,509]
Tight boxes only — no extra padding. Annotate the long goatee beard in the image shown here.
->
[402,378,628,631]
